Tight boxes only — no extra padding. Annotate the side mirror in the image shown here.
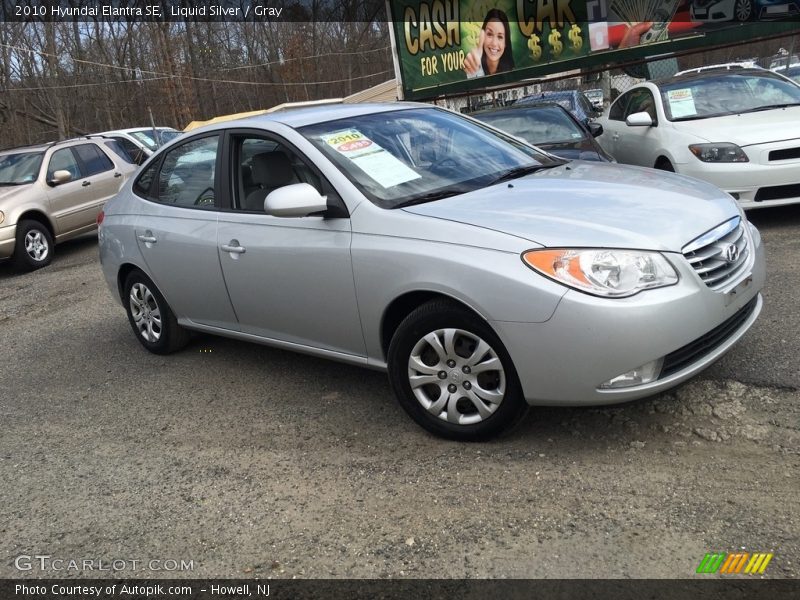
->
[626,112,653,127]
[587,122,604,138]
[264,183,328,217]
[50,170,73,186]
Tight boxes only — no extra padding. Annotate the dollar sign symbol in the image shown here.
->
[528,34,541,61]
[569,24,583,51]
[549,29,563,57]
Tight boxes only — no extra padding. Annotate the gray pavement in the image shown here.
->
[1,208,798,579]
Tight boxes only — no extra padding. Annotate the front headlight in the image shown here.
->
[522,248,679,298]
[689,143,748,163]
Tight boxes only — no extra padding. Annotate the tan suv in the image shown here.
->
[0,138,137,271]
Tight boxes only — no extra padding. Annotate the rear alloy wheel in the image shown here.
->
[388,300,528,441]
[12,220,54,271]
[123,271,189,354]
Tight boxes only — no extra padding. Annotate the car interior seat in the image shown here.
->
[243,151,299,211]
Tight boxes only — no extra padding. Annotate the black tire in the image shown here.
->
[655,158,675,172]
[123,270,189,354]
[387,299,528,441]
[11,219,54,271]
[734,0,754,22]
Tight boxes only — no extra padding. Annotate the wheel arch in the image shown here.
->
[117,262,144,304]
[17,210,56,240]
[379,290,492,362]
[654,155,675,170]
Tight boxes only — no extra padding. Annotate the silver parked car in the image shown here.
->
[98,103,765,440]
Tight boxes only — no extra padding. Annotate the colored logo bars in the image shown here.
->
[697,552,774,574]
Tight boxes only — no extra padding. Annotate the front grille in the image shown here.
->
[661,296,758,377]
[768,147,800,161]
[754,183,800,202]
[682,217,749,291]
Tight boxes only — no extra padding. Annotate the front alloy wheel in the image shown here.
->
[408,328,506,425]
[388,300,528,441]
[11,219,54,271]
[734,0,753,21]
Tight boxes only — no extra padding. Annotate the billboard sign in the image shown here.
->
[388,0,800,99]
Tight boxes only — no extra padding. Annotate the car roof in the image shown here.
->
[0,137,110,155]
[96,127,177,135]
[186,102,428,134]
[472,102,571,117]
[652,67,781,86]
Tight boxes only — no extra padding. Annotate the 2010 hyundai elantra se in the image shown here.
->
[98,103,764,441]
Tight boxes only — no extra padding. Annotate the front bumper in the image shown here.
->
[0,224,17,259]
[678,144,800,209]
[492,235,765,406]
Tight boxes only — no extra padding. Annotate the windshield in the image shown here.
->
[476,106,586,146]
[130,129,180,150]
[298,107,557,209]
[660,72,800,121]
[0,151,44,185]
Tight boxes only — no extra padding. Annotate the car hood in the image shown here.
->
[402,162,739,251]
[539,138,609,162]
[0,184,31,206]
[672,106,800,146]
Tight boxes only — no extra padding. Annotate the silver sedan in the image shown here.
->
[98,103,764,440]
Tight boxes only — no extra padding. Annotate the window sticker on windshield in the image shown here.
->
[667,89,697,118]
[321,129,421,188]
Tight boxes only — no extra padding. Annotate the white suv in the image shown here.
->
[94,127,182,164]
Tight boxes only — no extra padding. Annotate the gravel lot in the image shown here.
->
[1,206,798,580]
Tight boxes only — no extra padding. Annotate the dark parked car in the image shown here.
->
[515,90,601,124]
[473,103,614,162]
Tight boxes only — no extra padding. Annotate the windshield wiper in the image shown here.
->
[489,164,549,185]
[393,188,471,209]
[0,181,29,186]
[735,102,800,114]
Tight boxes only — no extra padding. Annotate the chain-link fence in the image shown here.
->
[437,33,800,114]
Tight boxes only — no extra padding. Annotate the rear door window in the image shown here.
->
[154,135,219,209]
[73,143,114,176]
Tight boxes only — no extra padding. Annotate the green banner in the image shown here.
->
[388,0,800,100]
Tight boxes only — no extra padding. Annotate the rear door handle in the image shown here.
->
[82,181,91,187]
[221,240,246,255]
[612,132,620,141]
[114,172,122,178]
[137,234,157,244]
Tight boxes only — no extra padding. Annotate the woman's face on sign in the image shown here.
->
[483,19,505,72]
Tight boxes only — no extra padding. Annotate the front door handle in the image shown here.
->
[137,234,157,244]
[221,240,246,255]
[82,181,91,187]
